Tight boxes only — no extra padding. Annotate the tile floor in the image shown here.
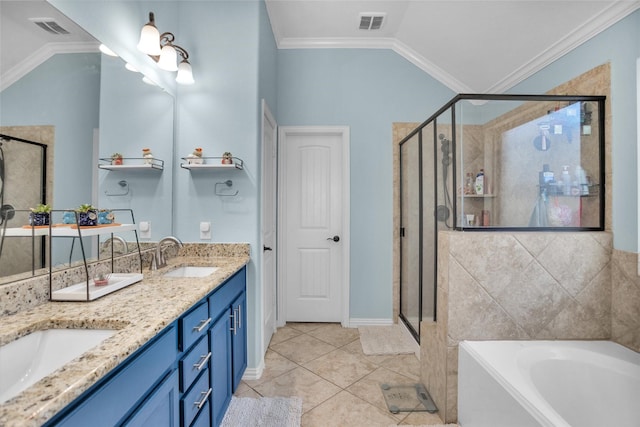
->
[237,323,446,427]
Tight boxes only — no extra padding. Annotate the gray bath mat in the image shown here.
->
[380,383,438,414]
[221,396,302,427]
[358,325,416,355]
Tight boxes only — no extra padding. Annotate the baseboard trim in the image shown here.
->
[242,360,265,381]
[347,318,393,328]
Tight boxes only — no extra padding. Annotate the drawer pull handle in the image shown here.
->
[194,388,212,409]
[193,352,212,371]
[193,318,212,333]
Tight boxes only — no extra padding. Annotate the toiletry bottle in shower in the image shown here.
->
[465,173,474,194]
[475,169,484,195]
[561,165,571,195]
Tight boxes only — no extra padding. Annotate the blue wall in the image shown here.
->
[175,0,275,368]
[98,54,175,239]
[0,53,100,210]
[509,9,640,251]
[277,49,454,319]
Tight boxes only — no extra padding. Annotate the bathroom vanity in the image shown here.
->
[0,250,249,427]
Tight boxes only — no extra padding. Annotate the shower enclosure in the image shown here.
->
[399,94,605,342]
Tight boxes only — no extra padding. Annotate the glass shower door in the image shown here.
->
[399,131,421,340]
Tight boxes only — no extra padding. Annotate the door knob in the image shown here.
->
[263,245,272,251]
[327,235,340,242]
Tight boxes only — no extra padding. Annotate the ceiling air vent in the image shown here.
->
[359,13,386,31]
[30,18,70,35]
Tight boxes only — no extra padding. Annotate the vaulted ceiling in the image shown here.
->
[265,0,640,92]
[2,1,640,93]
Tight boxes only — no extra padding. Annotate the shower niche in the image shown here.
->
[398,94,605,341]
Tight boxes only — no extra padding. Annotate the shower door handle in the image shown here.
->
[327,235,340,242]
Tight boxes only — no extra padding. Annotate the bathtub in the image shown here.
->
[458,340,640,427]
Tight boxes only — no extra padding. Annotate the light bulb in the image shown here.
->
[137,24,161,56]
[157,44,178,71]
[176,60,195,85]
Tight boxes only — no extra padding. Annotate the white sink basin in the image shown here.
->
[163,266,219,278]
[0,328,116,403]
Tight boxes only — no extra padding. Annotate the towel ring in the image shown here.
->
[105,180,129,197]
[215,180,239,196]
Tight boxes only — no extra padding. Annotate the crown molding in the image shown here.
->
[277,36,472,93]
[274,1,640,94]
[486,1,640,93]
[1,41,99,92]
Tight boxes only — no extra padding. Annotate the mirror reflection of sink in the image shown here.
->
[163,266,219,278]
[0,328,116,403]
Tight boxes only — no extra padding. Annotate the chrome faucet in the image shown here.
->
[151,236,183,270]
[102,236,128,255]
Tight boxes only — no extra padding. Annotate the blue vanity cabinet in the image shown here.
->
[208,267,247,426]
[44,265,247,427]
[47,325,179,427]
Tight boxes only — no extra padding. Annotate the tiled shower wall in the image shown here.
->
[422,231,614,422]
[611,249,640,351]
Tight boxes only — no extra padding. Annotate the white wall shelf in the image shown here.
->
[98,157,164,171]
[180,157,244,170]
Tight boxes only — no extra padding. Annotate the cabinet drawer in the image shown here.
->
[180,301,210,351]
[208,267,246,319]
[189,399,211,427]
[180,335,210,393]
[181,370,211,427]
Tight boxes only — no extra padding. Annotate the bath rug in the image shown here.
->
[220,396,302,427]
[388,424,459,427]
[358,324,416,355]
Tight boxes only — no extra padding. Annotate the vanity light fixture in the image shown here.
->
[137,12,194,85]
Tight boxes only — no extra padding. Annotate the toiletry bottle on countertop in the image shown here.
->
[475,169,484,195]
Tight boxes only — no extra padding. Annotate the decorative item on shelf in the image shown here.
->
[62,211,76,224]
[111,153,124,165]
[98,209,115,224]
[186,147,204,164]
[222,152,233,165]
[76,204,98,226]
[142,148,154,165]
[92,265,112,286]
[28,204,51,226]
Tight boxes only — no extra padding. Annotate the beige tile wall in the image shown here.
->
[423,231,613,422]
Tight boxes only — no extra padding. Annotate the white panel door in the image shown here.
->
[279,127,349,323]
[261,100,277,351]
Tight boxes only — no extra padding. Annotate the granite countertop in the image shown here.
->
[0,254,249,427]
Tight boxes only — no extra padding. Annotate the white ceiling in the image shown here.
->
[265,0,640,93]
[2,1,639,93]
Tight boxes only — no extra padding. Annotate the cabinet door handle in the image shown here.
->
[193,352,212,371]
[230,311,236,333]
[193,317,212,333]
[194,388,212,409]
[237,304,242,330]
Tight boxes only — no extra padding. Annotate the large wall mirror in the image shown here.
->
[0,0,174,284]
